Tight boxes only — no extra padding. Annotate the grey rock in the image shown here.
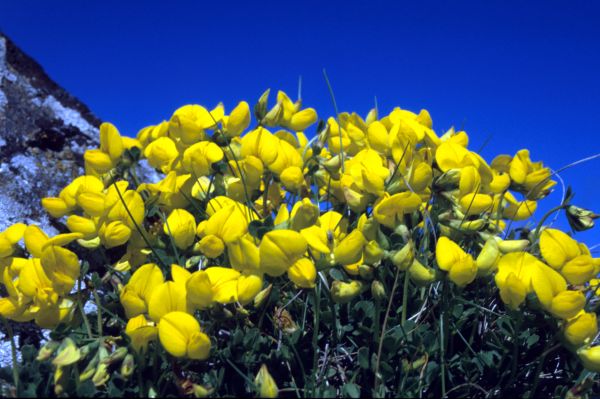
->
[0,33,160,369]
[0,32,102,235]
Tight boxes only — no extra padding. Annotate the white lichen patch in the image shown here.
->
[42,95,96,136]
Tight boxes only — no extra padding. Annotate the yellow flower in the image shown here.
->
[196,235,225,258]
[254,364,279,398]
[564,311,598,346]
[99,122,124,162]
[169,103,223,144]
[259,230,307,276]
[148,281,188,322]
[236,274,263,305]
[498,272,527,310]
[120,263,165,318]
[66,215,97,240]
[182,141,225,177]
[205,267,241,304]
[201,204,248,244]
[186,270,213,309]
[143,137,179,173]
[549,290,585,320]
[436,237,477,287]
[508,149,556,199]
[495,252,566,309]
[126,315,158,353]
[280,166,305,192]
[539,228,580,269]
[158,311,211,360]
[40,245,80,295]
[577,345,600,372]
[224,101,251,137]
[287,258,316,289]
[99,220,132,248]
[226,235,260,272]
[501,191,537,221]
[41,197,70,218]
[289,198,319,231]
[435,142,477,172]
[164,209,196,249]
[459,193,493,216]
[373,192,422,229]
[562,255,596,285]
[333,229,366,266]
[84,149,113,174]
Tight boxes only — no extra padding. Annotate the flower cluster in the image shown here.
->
[1,88,600,396]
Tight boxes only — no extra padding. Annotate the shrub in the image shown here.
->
[1,89,599,397]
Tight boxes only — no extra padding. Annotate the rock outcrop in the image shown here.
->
[0,32,101,234]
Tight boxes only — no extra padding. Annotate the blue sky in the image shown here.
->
[1,1,599,247]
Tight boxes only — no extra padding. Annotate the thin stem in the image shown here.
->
[440,280,447,398]
[112,179,168,268]
[322,69,345,173]
[401,271,410,324]
[311,280,321,397]
[92,288,104,337]
[2,318,20,394]
[374,267,402,394]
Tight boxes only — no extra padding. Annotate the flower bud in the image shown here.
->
[254,89,270,121]
[371,280,386,301]
[408,259,436,286]
[253,284,273,308]
[102,347,128,366]
[37,340,60,362]
[566,205,599,232]
[496,238,530,253]
[254,364,278,398]
[364,240,384,265]
[120,354,135,379]
[262,102,283,126]
[192,384,214,398]
[92,363,110,387]
[358,264,374,280]
[80,353,100,382]
[390,241,414,271]
[476,239,500,276]
[331,280,363,304]
[52,337,81,367]
[434,169,461,190]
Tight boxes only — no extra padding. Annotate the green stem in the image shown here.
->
[527,343,559,399]
[2,318,20,394]
[311,280,321,397]
[401,271,410,324]
[532,204,567,241]
[374,267,402,396]
[112,180,168,268]
[92,288,104,337]
[440,281,448,398]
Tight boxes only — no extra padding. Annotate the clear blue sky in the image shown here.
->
[1,1,599,247]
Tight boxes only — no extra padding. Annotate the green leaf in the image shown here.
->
[342,383,361,398]
[358,347,370,369]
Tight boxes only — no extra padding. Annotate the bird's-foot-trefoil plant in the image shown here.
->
[1,88,600,398]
